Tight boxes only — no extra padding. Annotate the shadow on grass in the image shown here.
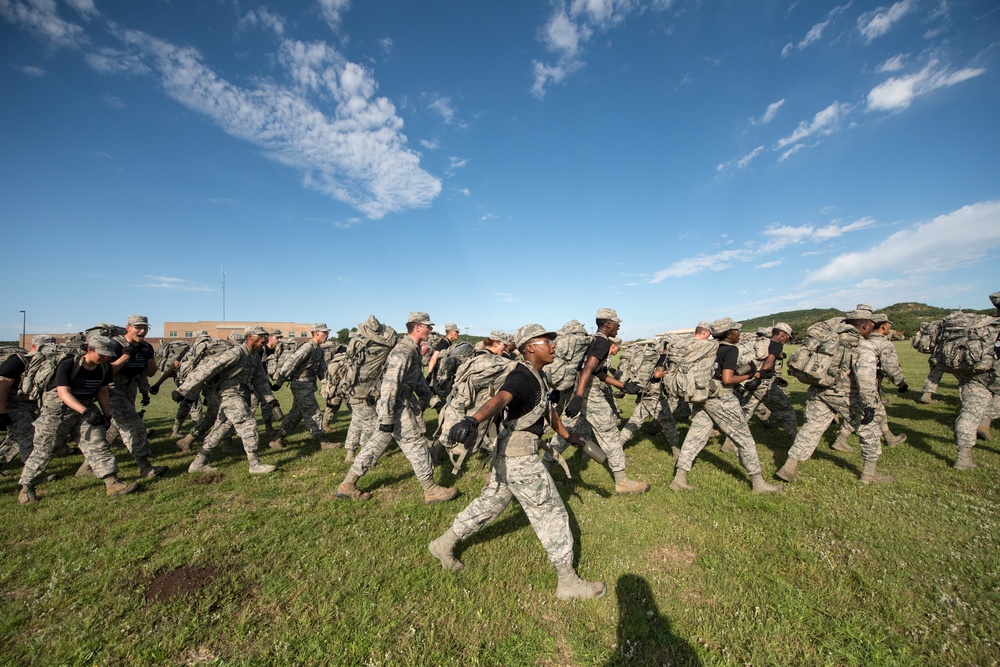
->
[603,574,701,666]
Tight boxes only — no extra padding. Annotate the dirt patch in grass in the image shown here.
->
[145,565,220,603]
[190,473,227,485]
[649,544,697,569]
[180,645,217,665]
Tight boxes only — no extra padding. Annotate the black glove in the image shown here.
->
[861,407,876,425]
[82,406,108,427]
[746,360,758,377]
[270,382,283,391]
[430,398,445,412]
[171,390,185,403]
[897,381,909,394]
[149,385,159,395]
[448,416,479,445]
[743,377,762,393]
[378,423,395,433]
[141,393,150,406]
[0,413,11,430]
[123,344,142,359]
[565,395,584,418]
[622,381,641,395]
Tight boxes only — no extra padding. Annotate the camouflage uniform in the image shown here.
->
[620,386,680,449]
[0,351,38,464]
[739,378,798,438]
[350,336,434,484]
[921,359,944,396]
[177,342,275,457]
[954,375,999,451]
[276,340,325,439]
[344,398,377,456]
[108,340,155,460]
[787,336,882,462]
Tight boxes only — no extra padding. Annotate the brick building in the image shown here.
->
[162,321,317,340]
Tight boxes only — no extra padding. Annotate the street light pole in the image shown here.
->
[19,310,25,346]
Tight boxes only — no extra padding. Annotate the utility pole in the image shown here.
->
[221,267,226,322]
[19,310,25,346]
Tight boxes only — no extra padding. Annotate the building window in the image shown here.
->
[169,331,178,338]
[301,332,309,338]
[184,332,193,338]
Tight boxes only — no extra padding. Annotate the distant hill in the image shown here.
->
[741,302,995,339]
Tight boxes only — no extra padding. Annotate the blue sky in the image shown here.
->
[2,0,998,340]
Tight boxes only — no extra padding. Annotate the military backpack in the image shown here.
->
[910,319,943,354]
[616,343,662,394]
[545,320,592,392]
[659,334,719,403]
[156,340,191,374]
[786,317,861,388]
[18,344,85,402]
[431,341,475,401]
[931,312,1000,375]
[337,315,398,401]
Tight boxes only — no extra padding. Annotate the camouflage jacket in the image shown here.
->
[849,338,879,410]
[869,334,905,386]
[177,343,274,405]
[279,339,324,384]
[376,335,434,421]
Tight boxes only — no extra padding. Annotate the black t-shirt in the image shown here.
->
[712,344,739,381]
[763,340,784,377]
[53,358,113,401]
[0,354,27,381]
[580,335,612,373]
[112,339,155,379]
[434,338,451,352]
[498,365,547,436]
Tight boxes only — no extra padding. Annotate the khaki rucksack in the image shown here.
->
[545,320,592,392]
[910,319,943,354]
[156,340,191,374]
[431,341,475,401]
[932,312,1000,375]
[659,334,719,403]
[337,316,398,401]
[616,343,662,393]
[18,344,84,402]
[787,318,861,388]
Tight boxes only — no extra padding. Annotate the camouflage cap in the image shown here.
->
[268,329,284,338]
[514,323,557,349]
[489,330,508,342]
[86,334,117,357]
[312,323,331,333]
[872,312,890,325]
[843,309,874,321]
[856,303,873,311]
[407,311,434,326]
[192,329,210,338]
[773,322,793,337]
[444,323,460,332]
[31,334,56,346]
[243,325,268,337]
[230,332,247,342]
[127,315,149,327]
[709,317,742,335]
[596,307,622,323]
[696,321,712,330]
[990,291,1000,307]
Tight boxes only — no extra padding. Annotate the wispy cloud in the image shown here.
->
[717,146,765,172]
[135,275,214,291]
[866,59,986,112]
[781,4,851,57]
[876,53,907,73]
[752,99,784,125]
[0,0,89,49]
[239,7,286,36]
[808,201,1000,283]
[100,94,124,109]
[15,64,45,77]
[775,101,851,150]
[763,217,875,250]
[857,0,916,42]
[317,0,350,31]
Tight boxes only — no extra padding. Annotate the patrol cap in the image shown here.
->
[192,329,210,338]
[268,329,284,338]
[709,317,742,336]
[872,312,890,325]
[489,330,509,342]
[843,309,874,322]
[696,321,712,331]
[312,323,331,333]
[773,322,793,337]
[127,315,149,328]
[243,325,268,337]
[87,334,117,357]
[856,303,873,312]
[514,324,557,349]
[444,323,459,332]
[31,334,56,346]
[990,291,1000,307]
[230,332,246,342]
[596,307,621,323]
[407,311,434,327]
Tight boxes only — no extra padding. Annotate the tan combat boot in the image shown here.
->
[859,459,894,484]
[337,472,371,500]
[881,423,907,446]
[423,482,459,504]
[775,456,799,482]
[720,438,736,453]
[918,392,936,404]
[428,528,464,571]
[187,452,219,474]
[831,429,855,452]
[953,447,978,470]
[170,425,182,439]
[18,485,38,505]
[247,453,276,474]
[977,417,993,442]
[269,431,286,450]
[344,449,355,464]
[615,470,650,494]
[750,474,784,494]
[176,433,196,453]
[555,563,606,601]
[104,477,139,497]
[668,468,694,491]
[75,460,93,477]
[136,456,168,479]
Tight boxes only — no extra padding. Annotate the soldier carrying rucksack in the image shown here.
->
[338,315,398,464]
[0,335,57,467]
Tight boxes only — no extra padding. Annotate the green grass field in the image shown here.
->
[2,344,998,666]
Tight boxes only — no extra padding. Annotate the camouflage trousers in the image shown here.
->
[677,390,762,476]
[188,389,223,441]
[620,387,680,448]
[201,390,260,455]
[174,394,202,432]
[955,376,1000,450]
[249,392,273,423]
[278,380,323,437]
[788,386,881,462]
[552,382,627,472]
[921,361,944,395]
[109,381,151,459]
[351,399,433,483]
[450,448,574,569]
[344,398,377,453]
[739,378,798,439]
[20,400,118,485]
[322,397,343,430]
[0,401,37,465]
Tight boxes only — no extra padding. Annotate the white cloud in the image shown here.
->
[808,201,1000,283]
[876,53,906,73]
[782,4,851,57]
[426,93,457,125]
[240,8,285,36]
[317,0,350,31]
[858,0,916,42]
[0,0,89,49]
[136,275,213,291]
[16,64,45,77]
[775,101,850,149]
[649,249,752,283]
[753,99,784,125]
[85,46,149,75]
[755,260,782,269]
[100,94,124,109]
[866,60,986,112]
[763,217,874,250]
